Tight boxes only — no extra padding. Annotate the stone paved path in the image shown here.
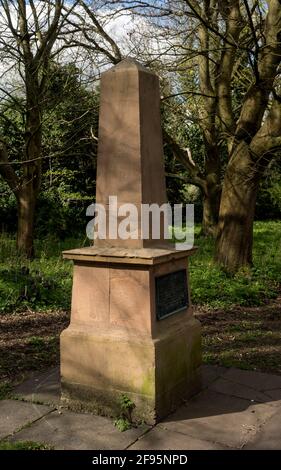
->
[1,365,281,450]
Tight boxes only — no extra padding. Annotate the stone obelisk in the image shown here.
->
[95,59,167,248]
[60,59,201,424]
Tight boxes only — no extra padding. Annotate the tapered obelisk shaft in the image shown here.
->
[95,58,167,247]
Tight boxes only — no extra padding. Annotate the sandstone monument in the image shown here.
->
[60,59,201,424]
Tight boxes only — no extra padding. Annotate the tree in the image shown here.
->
[0,0,116,257]
[0,0,67,257]
[95,0,281,270]
[212,0,281,270]
[0,63,99,238]
[92,0,224,235]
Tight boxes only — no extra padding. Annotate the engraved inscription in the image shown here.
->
[155,269,189,320]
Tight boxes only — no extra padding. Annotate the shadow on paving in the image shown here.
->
[5,364,281,450]
[1,302,281,450]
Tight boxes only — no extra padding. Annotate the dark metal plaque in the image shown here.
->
[155,269,189,320]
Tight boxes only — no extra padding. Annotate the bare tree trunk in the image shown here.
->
[202,185,221,237]
[16,103,42,258]
[201,140,221,237]
[0,0,64,258]
[216,143,259,270]
[17,186,36,258]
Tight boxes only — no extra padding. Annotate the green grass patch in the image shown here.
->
[0,440,51,450]
[0,234,89,313]
[0,382,12,400]
[190,220,281,309]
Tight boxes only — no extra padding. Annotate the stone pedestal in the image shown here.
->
[61,247,201,424]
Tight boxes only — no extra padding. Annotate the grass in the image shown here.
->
[190,220,281,309]
[0,234,89,313]
[0,440,51,450]
[0,220,280,313]
[0,382,12,399]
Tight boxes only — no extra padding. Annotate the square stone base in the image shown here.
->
[60,317,201,424]
[61,247,201,424]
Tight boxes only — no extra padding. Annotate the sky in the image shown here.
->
[0,1,158,95]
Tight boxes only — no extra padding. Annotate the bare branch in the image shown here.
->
[163,129,207,191]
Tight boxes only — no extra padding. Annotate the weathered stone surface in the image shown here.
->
[63,247,195,339]
[200,364,228,389]
[244,407,281,450]
[61,315,201,424]
[264,389,281,401]
[0,400,51,439]
[4,365,281,450]
[209,377,271,403]
[63,246,197,264]
[223,368,281,392]
[10,409,148,450]
[14,367,60,405]
[129,427,227,450]
[109,268,151,333]
[159,390,277,448]
[95,58,167,249]
[70,264,110,325]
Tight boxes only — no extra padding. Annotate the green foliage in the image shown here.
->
[27,336,48,349]
[114,417,132,432]
[190,220,281,309]
[39,64,99,237]
[119,394,135,413]
[0,234,88,313]
[0,180,17,233]
[0,63,98,239]
[114,394,136,432]
[256,159,281,220]
[0,382,12,400]
[0,440,51,450]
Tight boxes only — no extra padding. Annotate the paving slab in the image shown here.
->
[13,367,60,405]
[10,409,149,450]
[244,407,281,450]
[4,365,281,450]
[264,389,281,401]
[128,427,227,450]
[159,389,277,449]
[209,377,274,403]
[0,400,52,439]
[200,365,228,389]
[223,368,281,393]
